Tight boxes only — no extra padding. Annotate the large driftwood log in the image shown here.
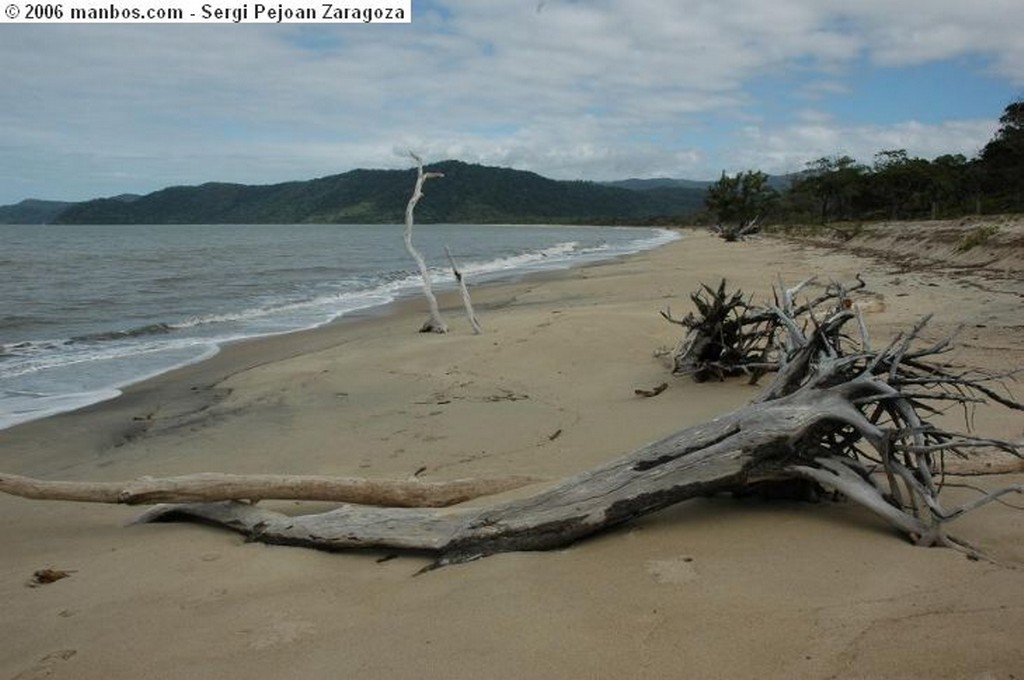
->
[136,382,881,566]
[0,473,539,507]
[135,344,1021,568]
[136,279,1021,567]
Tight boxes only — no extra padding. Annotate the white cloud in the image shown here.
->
[0,1,1020,203]
[830,0,1024,78]
[727,118,999,175]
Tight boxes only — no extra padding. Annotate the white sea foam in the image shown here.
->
[0,225,680,430]
[0,388,124,431]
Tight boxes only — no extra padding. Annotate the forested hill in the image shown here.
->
[49,161,706,225]
[0,199,76,224]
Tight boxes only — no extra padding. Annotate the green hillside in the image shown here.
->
[0,199,76,224]
[50,161,705,225]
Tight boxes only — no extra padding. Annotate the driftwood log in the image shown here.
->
[711,216,761,242]
[0,473,539,507]
[3,278,1021,569]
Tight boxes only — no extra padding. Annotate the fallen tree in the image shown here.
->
[3,278,1021,569]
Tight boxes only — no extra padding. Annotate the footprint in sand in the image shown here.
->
[179,587,228,611]
[11,649,77,680]
[645,556,698,585]
[243,619,316,650]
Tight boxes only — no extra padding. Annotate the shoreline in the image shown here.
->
[0,225,681,434]
[2,228,1022,679]
[0,229,691,477]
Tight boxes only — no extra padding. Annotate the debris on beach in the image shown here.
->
[28,568,74,587]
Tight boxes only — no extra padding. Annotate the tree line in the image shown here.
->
[705,98,1024,227]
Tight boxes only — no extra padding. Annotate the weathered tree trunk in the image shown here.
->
[0,472,539,507]
[404,152,447,333]
[135,352,1020,568]
[142,406,758,559]
[136,281,1022,566]
[136,380,885,566]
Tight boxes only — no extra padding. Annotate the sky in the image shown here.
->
[1,0,1022,206]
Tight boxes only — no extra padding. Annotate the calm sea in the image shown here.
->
[0,223,678,430]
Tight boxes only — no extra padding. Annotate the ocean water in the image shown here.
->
[0,223,679,430]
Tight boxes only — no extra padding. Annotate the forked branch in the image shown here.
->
[405,152,447,333]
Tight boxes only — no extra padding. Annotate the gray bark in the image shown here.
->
[0,472,539,507]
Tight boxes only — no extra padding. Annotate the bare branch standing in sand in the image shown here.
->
[445,245,482,334]
[405,152,447,333]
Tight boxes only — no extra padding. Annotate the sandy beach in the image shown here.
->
[2,226,1023,679]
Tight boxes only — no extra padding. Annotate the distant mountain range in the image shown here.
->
[598,177,715,191]
[600,175,794,192]
[1,161,714,225]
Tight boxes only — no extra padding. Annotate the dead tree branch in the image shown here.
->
[405,152,447,333]
[445,245,482,334]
